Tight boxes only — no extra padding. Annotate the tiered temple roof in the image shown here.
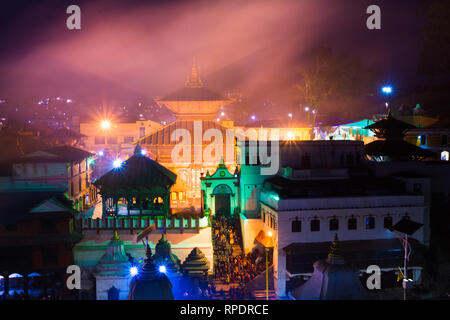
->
[94,145,177,192]
[181,247,210,277]
[364,114,435,161]
[95,231,130,277]
[155,63,234,120]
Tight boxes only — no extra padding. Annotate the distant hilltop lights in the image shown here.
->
[382,86,393,94]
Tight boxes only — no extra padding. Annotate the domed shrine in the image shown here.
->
[290,235,369,300]
[138,64,236,211]
[128,244,174,300]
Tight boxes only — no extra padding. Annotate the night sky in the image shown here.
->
[0,0,423,106]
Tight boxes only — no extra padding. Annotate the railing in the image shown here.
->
[74,215,209,235]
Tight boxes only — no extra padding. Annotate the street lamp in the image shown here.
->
[113,159,122,168]
[265,231,275,300]
[100,119,111,130]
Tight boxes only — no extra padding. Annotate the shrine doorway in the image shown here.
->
[107,286,119,300]
[213,184,232,217]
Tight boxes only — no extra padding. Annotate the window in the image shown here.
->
[95,136,105,144]
[384,216,393,229]
[107,136,118,144]
[329,218,339,231]
[310,219,320,232]
[366,216,375,229]
[292,220,301,233]
[348,217,357,230]
[124,136,134,144]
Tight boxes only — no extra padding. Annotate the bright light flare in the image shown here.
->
[159,265,167,274]
[113,159,122,168]
[129,266,138,276]
[100,120,111,129]
[98,150,104,157]
[268,231,273,237]
[287,131,294,140]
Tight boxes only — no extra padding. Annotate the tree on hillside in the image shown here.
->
[294,46,381,124]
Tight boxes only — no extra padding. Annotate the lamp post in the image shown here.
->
[266,230,274,300]
[265,246,269,300]
[381,86,393,114]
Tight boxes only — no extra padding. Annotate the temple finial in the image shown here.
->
[328,233,342,259]
[111,230,120,241]
[185,59,203,88]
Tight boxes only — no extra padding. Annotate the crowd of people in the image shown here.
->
[211,213,270,290]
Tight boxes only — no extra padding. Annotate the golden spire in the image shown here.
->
[328,233,342,259]
[111,230,120,241]
[185,59,203,88]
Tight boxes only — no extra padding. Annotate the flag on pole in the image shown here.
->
[136,223,156,242]
[397,267,404,282]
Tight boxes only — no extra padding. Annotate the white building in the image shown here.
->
[259,171,428,297]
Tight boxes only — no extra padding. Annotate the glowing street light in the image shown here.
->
[113,159,122,168]
[304,107,310,112]
[159,265,167,274]
[221,112,225,117]
[101,119,111,130]
[251,115,256,120]
[141,149,147,156]
[129,266,138,277]
[288,113,293,118]
[98,150,104,157]
[287,131,294,140]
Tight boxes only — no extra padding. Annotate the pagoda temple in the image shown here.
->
[94,144,177,216]
[138,64,236,211]
[364,112,435,161]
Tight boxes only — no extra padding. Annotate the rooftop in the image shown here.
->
[14,145,94,163]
